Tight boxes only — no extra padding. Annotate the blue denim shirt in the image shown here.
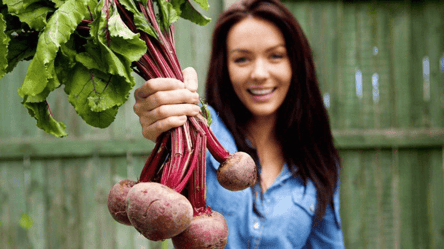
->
[205,106,344,249]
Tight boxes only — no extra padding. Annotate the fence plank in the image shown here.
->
[46,160,64,249]
[0,162,13,249]
[339,150,363,248]
[61,159,82,249]
[425,3,444,128]
[428,149,444,248]
[26,160,47,249]
[80,157,99,248]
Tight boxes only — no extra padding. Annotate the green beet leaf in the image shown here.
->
[156,0,181,30]
[18,0,96,99]
[179,0,210,26]
[107,5,147,62]
[22,99,68,137]
[192,0,209,11]
[5,32,38,74]
[3,0,54,31]
[12,3,53,31]
[17,0,97,136]
[63,64,121,128]
[50,0,68,8]
[0,13,9,79]
[118,0,158,38]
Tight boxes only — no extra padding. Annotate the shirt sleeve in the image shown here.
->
[304,183,344,249]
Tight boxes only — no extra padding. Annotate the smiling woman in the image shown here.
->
[134,0,344,248]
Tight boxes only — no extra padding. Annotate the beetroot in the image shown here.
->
[172,210,228,249]
[217,152,257,191]
[203,123,258,191]
[107,179,136,225]
[126,182,193,241]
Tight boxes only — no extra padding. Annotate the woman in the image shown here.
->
[133,0,344,248]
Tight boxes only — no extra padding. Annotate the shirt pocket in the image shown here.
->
[291,188,317,218]
[280,189,316,247]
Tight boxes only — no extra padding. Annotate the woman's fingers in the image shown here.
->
[136,103,201,141]
[134,89,199,115]
[147,104,201,123]
[133,67,201,141]
[182,67,198,92]
[141,115,188,141]
[134,78,185,101]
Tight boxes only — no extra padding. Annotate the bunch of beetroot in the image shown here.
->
[108,116,257,247]
[100,0,257,248]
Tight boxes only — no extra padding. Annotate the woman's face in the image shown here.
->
[226,17,292,120]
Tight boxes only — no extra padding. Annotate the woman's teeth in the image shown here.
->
[249,88,274,96]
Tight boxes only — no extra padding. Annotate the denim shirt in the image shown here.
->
[205,106,344,249]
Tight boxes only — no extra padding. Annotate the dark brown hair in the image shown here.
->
[205,0,341,225]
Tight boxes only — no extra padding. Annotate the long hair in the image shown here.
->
[205,0,341,225]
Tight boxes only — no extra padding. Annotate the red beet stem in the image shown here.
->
[199,118,231,162]
[139,132,170,182]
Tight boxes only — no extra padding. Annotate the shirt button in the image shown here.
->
[310,204,315,212]
[253,222,260,229]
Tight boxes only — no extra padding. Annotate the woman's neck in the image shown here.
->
[246,115,277,147]
[247,115,285,192]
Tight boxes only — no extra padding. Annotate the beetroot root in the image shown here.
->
[217,152,257,191]
[172,210,228,249]
[126,182,193,241]
[107,179,136,225]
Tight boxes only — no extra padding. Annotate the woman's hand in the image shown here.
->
[134,67,201,141]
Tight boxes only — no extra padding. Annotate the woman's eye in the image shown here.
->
[234,57,248,64]
[271,54,284,60]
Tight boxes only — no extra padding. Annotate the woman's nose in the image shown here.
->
[251,59,269,81]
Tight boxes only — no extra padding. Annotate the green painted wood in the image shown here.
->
[46,160,64,249]
[341,3,361,129]
[0,162,13,249]
[398,149,418,249]
[339,150,364,248]
[26,160,47,249]
[9,160,31,249]
[80,157,99,248]
[0,138,155,159]
[428,149,444,248]
[390,3,412,129]
[425,3,444,128]
[94,157,115,249]
[62,159,82,249]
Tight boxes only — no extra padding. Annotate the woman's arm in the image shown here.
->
[133,67,201,141]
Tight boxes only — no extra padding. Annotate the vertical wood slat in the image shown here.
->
[390,3,412,129]
[425,3,444,128]
[0,162,13,249]
[26,160,47,249]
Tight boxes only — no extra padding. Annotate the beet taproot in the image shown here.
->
[216,152,257,191]
[126,182,193,241]
[107,179,136,225]
[172,210,228,249]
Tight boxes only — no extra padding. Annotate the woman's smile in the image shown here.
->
[248,87,277,101]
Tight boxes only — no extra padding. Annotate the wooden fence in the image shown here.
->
[1,0,443,248]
